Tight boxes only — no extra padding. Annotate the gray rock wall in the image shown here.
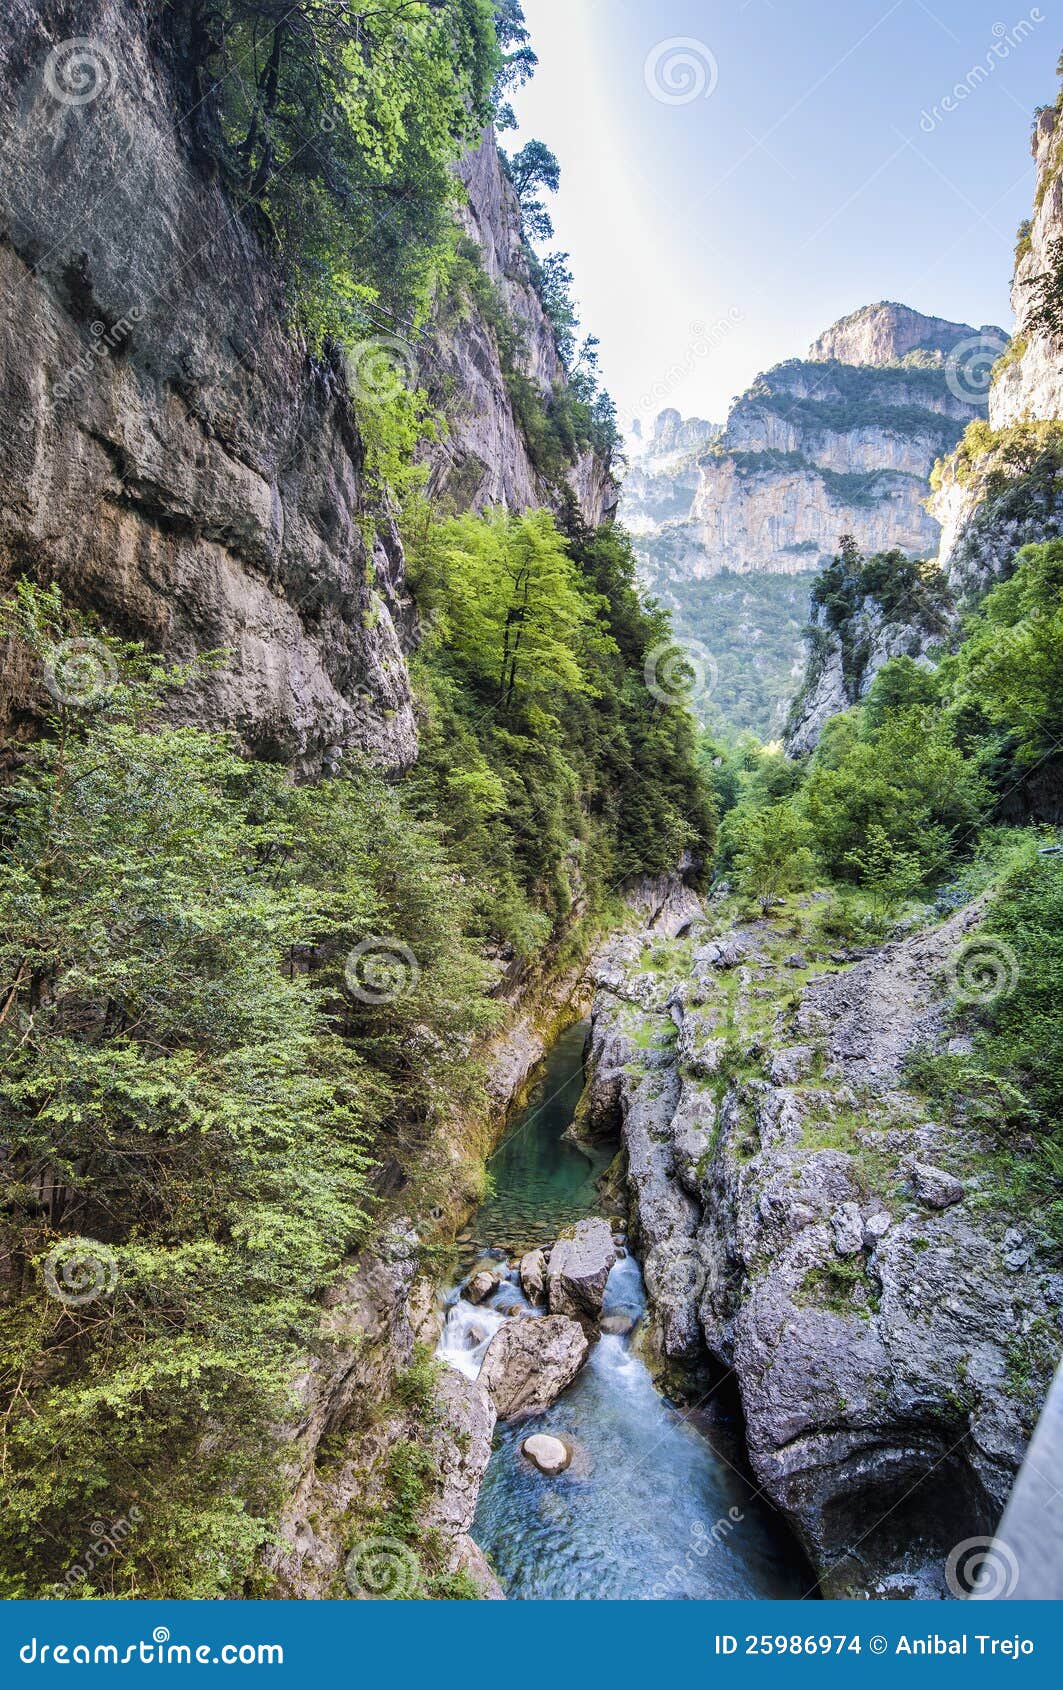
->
[0,5,613,773]
[582,897,1056,1596]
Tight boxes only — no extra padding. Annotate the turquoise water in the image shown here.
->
[455,1021,614,1267]
[440,1022,812,1602]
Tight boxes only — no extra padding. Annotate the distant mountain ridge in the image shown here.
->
[623,302,1003,587]
[619,303,1005,737]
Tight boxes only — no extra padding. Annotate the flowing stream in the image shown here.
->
[437,1021,811,1601]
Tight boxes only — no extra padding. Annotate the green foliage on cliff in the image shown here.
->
[0,586,496,1598]
[908,845,1063,1252]
[407,512,715,952]
[805,534,954,696]
[718,541,1063,910]
[739,358,973,443]
[181,0,500,343]
[948,538,1063,764]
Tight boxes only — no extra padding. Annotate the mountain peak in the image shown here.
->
[808,301,1005,368]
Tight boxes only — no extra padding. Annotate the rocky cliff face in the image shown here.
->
[581,895,1056,1597]
[424,132,617,529]
[622,407,721,543]
[808,301,999,369]
[991,109,1063,430]
[621,307,990,740]
[788,98,1063,757]
[0,3,611,774]
[929,104,1063,600]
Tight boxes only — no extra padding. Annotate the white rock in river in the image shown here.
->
[521,1434,571,1475]
[519,1247,547,1304]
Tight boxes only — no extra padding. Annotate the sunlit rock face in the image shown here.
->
[930,107,1063,599]
[625,304,998,590]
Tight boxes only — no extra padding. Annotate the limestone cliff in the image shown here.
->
[425,131,617,529]
[788,94,1063,757]
[0,2,612,774]
[627,305,996,592]
[581,896,1056,1597]
[808,301,998,369]
[622,408,721,544]
[929,103,1063,600]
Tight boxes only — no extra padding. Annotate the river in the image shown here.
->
[437,1020,812,1600]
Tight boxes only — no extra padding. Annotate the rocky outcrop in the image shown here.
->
[929,105,1063,599]
[546,1218,617,1328]
[422,1369,502,1598]
[478,1313,590,1419]
[990,108,1063,430]
[625,306,995,592]
[623,307,996,742]
[622,408,721,543]
[582,897,1057,1596]
[784,588,945,758]
[425,132,616,528]
[808,302,997,370]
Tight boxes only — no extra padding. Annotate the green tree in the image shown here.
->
[177,0,501,344]
[0,585,494,1597]
[505,139,560,240]
[430,507,606,712]
[952,540,1063,765]
[725,802,815,910]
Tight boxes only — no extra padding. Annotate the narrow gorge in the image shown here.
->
[1,0,1060,1611]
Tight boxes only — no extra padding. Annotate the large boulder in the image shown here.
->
[478,1315,590,1419]
[465,1269,500,1305]
[909,1160,965,1210]
[546,1218,617,1327]
[519,1248,547,1305]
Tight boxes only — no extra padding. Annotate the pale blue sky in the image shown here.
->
[509,0,1058,431]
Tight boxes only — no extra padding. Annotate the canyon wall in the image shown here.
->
[0,1,611,775]
[788,97,1063,756]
